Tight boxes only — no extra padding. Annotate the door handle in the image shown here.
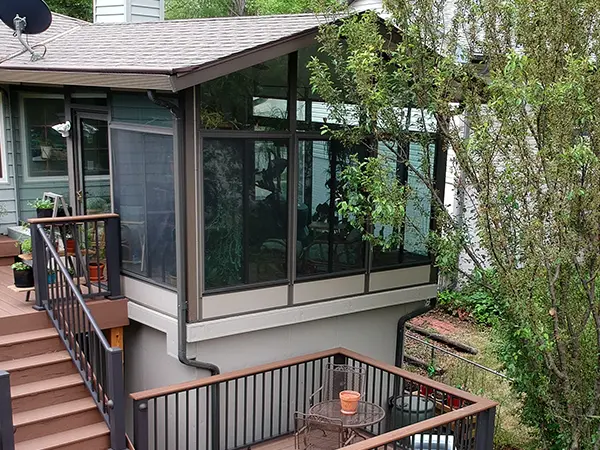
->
[76,190,83,201]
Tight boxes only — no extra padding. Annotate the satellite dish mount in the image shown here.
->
[13,15,43,62]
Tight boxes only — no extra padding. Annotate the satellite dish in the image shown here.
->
[0,0,52,61]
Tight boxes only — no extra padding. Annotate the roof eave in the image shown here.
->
[0,68,175,91]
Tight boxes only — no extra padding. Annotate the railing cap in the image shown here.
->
[29,213,120,225]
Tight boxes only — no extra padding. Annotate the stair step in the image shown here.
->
[0,351,75,385]
[0,329,62,362]
[13,397,101,443]
[15,422,110,450]
[0,313,53,336]
[11,374,88,414]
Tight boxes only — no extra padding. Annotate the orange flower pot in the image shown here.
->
[89,263,105,282]
[339,390,361,415]
[66,239,76,255]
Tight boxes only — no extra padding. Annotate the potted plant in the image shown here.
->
[16,237,32,260]
[12,262,34,288]
[339,390,361,415]
[40,139,53,160]
[89,261,105,281]
[87,231,106,282]
[29,198,54,218]
[47,269,57,285]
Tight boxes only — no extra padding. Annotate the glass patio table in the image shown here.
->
[309,399,386,445]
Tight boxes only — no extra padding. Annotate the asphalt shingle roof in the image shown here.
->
[0,13,86,63]
[0,14,326,74]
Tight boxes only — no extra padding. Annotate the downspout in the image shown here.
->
[395,297,437,368]
[147,90,220,375]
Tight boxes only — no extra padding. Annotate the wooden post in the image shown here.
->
[110,327,124,362]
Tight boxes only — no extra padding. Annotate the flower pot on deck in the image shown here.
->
[13,267,34,288]
[36,208,53,218]
[339,390,361,415]
[89,262,105,282]
[66,238,76,255]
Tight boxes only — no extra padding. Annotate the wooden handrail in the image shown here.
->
[130,347,344,401]
[28,213,120,224]
[341,400,498,450]
[130,347,495,405]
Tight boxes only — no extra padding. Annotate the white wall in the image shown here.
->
[94,0,164,23]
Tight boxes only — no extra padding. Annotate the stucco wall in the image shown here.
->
[125,302,419,393]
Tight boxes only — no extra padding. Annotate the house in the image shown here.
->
[0,1,496,448]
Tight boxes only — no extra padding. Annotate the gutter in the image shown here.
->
[147,90,220,376]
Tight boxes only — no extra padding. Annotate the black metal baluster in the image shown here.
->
[225,380,229,448]
[243,376,248,446]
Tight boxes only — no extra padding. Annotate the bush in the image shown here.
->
[438,270,503,326]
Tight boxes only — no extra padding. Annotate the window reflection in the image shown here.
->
[199,57,288,131]
[297,140,365,277]
[112,129,177,287]
[372,141,433,268]
[203,139,289,290]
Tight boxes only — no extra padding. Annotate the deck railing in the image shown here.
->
[29,214,126,450]
[0,371,14,450]
[130,348,497,450]
[29,214,122,303]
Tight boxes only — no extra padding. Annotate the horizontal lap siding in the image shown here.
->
[0,87,19,233]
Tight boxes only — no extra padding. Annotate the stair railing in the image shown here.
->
[29,215,126,450]
[0,371,14,450]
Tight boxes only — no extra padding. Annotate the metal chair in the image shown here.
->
[294,412,348,450]
[310,363,366,405]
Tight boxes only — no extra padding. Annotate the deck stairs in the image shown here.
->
[0,308,110,449]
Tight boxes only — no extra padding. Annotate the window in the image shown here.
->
[297,140,366,277]
[372,141,434,268]
[22,96,68,178]
[112,128,177,287]
[199,56,289,131]
[111,93,174,128]
[203,138,289,290]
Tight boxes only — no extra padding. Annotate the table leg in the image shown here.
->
[25,291,31,302]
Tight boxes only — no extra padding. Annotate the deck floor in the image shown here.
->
[0,265,38,318]
[253,433,374,450]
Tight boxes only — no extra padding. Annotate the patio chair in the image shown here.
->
[309,363,366,405]
[294,412,348,450]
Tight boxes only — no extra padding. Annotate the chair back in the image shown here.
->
[321,363,366,402]
[294,412,343,450]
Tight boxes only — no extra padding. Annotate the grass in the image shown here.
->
[405,311,539,449]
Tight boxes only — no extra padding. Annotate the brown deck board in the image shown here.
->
[0,265,38,318]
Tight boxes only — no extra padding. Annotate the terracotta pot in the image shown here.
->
[66,239,76,255]
[89,263,105,282]
[339,390,361,415]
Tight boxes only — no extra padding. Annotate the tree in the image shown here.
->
[165,0,341,19]
[46,0,92,21]
[309,1,600,448]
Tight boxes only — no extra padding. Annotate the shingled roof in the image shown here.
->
[0,13,85,63]
[0,14,325,74]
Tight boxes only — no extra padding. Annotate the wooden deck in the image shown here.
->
[0,265,39,318]
[252,433,374,450]
[0,263,129,333]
